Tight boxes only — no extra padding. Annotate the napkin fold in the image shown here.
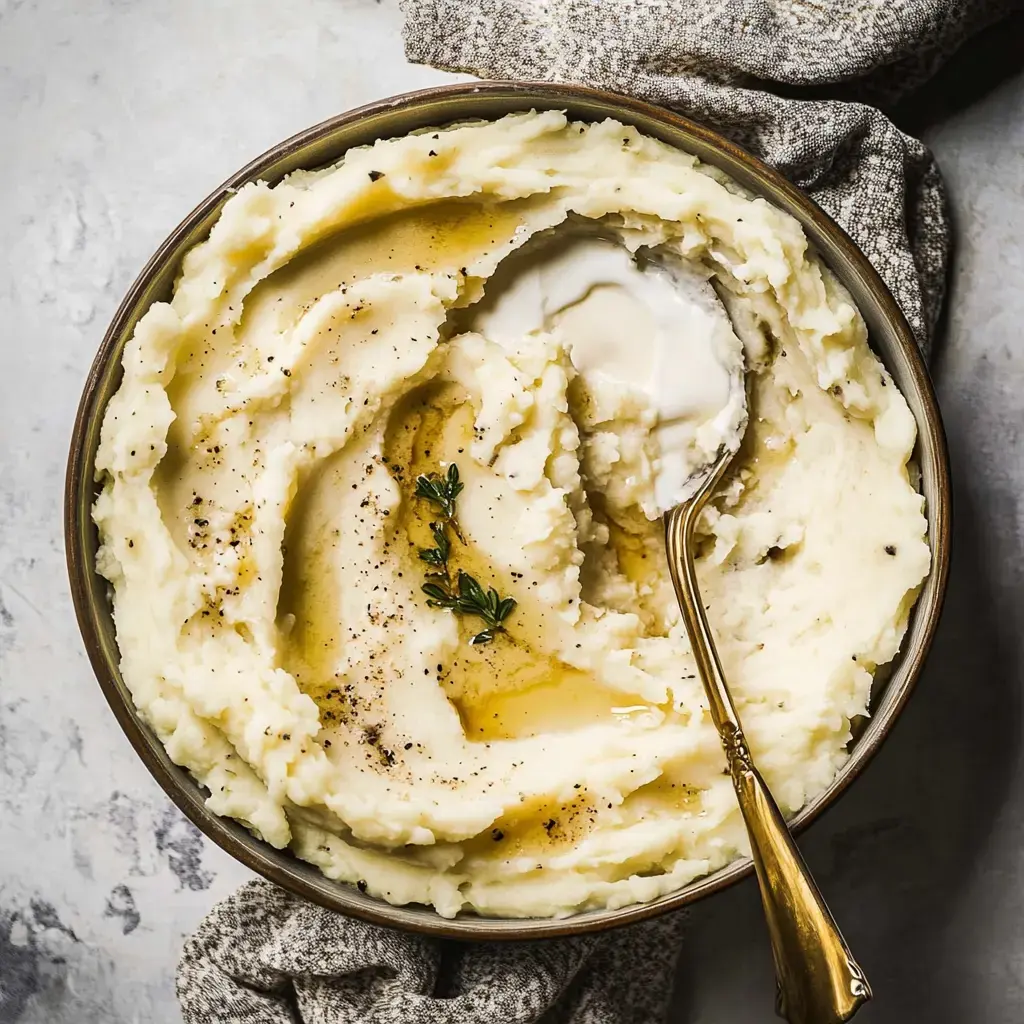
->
[403,0,1016,352]
[178,1,1013,1021]
[178,880,687,1023]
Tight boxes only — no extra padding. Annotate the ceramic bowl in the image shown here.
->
[65,82,951,939]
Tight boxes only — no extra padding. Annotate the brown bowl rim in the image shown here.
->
[64,80,952,940]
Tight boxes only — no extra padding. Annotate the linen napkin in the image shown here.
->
[177,1,1014,1021]
[403,0,1016,352]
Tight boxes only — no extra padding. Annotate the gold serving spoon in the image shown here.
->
[664,418,871,1023]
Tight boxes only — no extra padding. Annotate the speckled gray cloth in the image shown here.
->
[177,2,1013,1022]
[178,880,687,1023]
[402,0,1018,351]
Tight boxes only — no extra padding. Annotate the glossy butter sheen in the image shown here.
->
[92,111,930,918]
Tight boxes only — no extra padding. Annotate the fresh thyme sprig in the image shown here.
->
[414,464,465,543]
[414,463,516,646]
[422,570,517,646]
[419,520,451,571]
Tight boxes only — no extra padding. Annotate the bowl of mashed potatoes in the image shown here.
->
[65,82,950,937]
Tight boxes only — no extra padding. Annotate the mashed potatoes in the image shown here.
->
[93,111,930,918]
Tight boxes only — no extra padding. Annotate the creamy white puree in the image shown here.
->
[94,111,930,919]
[472,234,747,514]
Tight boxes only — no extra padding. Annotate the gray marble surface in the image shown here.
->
[0,2,1021,1022]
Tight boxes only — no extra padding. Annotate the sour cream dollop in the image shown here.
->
[472,235,746,515]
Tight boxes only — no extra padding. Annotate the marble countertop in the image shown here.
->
[1,2,1022,1021]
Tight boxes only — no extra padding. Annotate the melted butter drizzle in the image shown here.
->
[383,382,657,743]
[257,203,669,752]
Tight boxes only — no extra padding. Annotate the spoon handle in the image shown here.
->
[731,755,871,1024]
[665,497,871,1024]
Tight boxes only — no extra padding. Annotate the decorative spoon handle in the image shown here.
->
[665,464,871,1024]
[728,749,871,1024]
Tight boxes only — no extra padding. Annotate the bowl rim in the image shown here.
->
[65,79,952,939]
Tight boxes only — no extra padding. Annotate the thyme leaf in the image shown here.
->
[414,464,465,543]
[418,521,451,567]
[454,570,516,631]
